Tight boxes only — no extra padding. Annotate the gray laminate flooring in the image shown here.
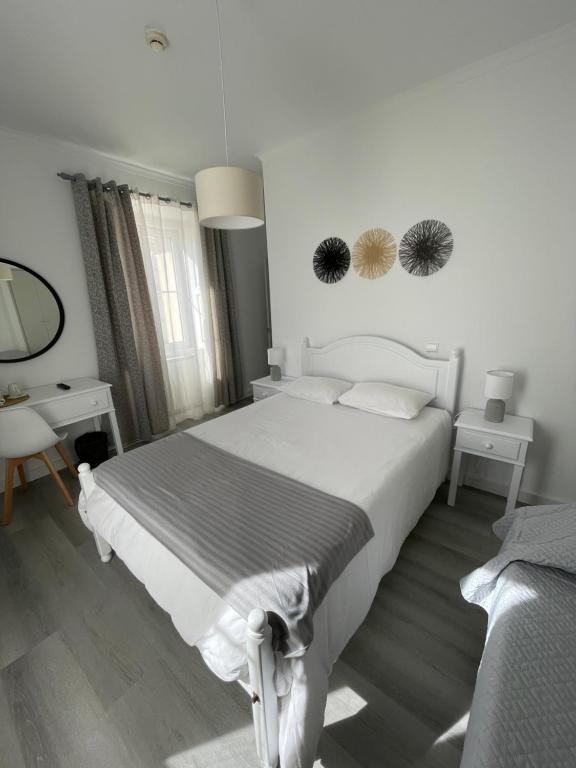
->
[0,464,502,768]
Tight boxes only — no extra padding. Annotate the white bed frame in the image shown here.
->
[77,335,462,768]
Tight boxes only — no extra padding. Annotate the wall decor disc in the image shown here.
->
[399,219,453,277]
[313,237,350,284]
[352,228,396,279]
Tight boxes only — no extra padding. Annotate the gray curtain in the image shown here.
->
[70,175,170,445]
[203,229,243,406]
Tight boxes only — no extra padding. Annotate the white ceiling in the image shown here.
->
[2,0,576,178]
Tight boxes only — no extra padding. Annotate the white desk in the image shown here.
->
[5,378,123,456]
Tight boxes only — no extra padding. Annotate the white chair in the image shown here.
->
[0,407,78,526]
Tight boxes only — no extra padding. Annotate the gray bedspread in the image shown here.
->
[461,503,576,610]
[461,504,576,767]
[94,432,374,656]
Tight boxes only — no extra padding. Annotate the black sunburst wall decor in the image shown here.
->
[399,219,453,277]
[313,237,351,284]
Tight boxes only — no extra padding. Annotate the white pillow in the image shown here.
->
[338,382,433,419]
[284,376,353,404]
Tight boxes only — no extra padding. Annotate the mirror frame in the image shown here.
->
[0,259,65,363]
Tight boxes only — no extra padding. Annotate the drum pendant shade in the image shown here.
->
[195,166,264,229]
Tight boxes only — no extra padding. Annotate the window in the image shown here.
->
[145,208,210,359]
[132,195,216,422]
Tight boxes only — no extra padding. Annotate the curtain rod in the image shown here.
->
[57,172,194,208]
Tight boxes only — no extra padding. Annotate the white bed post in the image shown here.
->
[300,336,310,377]
[246,609,279,768]
[446,348,463,415]
[77,463,113,563]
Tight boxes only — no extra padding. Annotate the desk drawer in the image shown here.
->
[456,428,520,461]
[35,390,111,425]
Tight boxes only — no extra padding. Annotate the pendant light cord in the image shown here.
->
[215,0,230,166]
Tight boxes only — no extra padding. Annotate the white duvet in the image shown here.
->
[85,395,451,767]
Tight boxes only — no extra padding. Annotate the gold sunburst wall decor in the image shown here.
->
[352,228,397,279]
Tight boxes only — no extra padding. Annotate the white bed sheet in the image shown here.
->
[85,395,451,767]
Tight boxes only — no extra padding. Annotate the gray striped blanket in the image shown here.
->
[94,432,374,656]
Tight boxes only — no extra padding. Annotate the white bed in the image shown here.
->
[78,336,461,768]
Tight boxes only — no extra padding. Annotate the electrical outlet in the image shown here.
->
[425,343,439,353]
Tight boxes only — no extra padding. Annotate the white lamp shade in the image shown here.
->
[267,347,284,366]
[485,370,515,400]
[195,166,265,230]
[0,263,13,281]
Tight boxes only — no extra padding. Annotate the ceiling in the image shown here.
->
[2,0,576,178]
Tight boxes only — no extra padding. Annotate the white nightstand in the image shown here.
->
[448,408,534,513]
[250,375,296,402]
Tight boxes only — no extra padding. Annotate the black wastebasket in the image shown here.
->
[75,431,109,468]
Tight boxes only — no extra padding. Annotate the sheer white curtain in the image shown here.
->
[132,194,216,425]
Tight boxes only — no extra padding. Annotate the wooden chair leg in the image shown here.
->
[17,462,27,491]
[54,442,78,478]
[2,459,16,526]
[40,451,73,506]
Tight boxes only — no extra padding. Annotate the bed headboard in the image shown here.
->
[300,336,462,414]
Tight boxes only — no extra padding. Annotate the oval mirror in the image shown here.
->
[0,259,64,363]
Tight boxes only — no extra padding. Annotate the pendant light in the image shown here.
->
[195,0,265,229]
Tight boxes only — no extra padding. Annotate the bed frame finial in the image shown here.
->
[78,462,95,496]
[76,463,113,564]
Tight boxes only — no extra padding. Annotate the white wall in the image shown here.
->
[261,27,576,505]
[227,227,270,399]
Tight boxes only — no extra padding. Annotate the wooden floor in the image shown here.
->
[0,466,502,768]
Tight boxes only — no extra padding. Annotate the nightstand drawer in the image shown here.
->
[456,429,521,460]
[252,385,279,401]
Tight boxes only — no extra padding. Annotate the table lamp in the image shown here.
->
[267,347,284,382]
[484,370,515,423]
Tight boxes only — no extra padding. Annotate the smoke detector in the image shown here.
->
[145,28,169,52]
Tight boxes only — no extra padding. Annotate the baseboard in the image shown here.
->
[464,472,564,507]
[0,454,68,494]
